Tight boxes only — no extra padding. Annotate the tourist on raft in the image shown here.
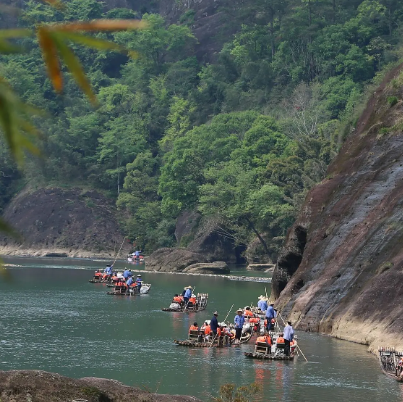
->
[189,322,199,333]
[258,296,268,312]
[234,308,245,345]
[283,321,294,356]
[201,321,211,341]
[183,286,192,304]
[265,302,276,331]
[172,294,184,305]
[256,333,272,349]
[244,306,254,318]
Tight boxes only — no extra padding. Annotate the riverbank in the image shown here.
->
[0,246,119,259]
[0,370,201,402]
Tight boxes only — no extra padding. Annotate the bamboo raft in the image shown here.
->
[162,293,208,312]
[174,331,253,347]
[378,347,403,382]
[244,352,294,360]
[107,284,151,296]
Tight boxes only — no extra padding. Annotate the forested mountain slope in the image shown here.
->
[1,0,403,259]
[272,64,403,349]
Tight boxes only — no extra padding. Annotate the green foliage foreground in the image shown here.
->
[1,0,403,256]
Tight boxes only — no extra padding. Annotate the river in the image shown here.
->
[0,256,401,401]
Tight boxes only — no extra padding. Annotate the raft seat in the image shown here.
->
[255,342,270,354]
[188,330,200,341]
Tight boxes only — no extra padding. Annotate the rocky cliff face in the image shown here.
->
[272,64,403,351]
[0,188,128,258]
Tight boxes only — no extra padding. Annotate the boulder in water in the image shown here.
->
[183,261,230,274]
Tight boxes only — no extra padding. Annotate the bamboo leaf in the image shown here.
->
[57,31,138,58]
[54,19,147,32]
[0,39,22,54]
[37,27,62,92]
[0,29,32,39]
[52,33,96,104]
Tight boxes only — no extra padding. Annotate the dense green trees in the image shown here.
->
[1,0,403,255]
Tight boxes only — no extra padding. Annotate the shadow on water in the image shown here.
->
[0,256,401,402]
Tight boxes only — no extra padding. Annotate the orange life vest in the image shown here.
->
[244,310,254,317]
[256,336,272,345]
[173,296,182,303]
[249,317,259,324]
[189,297,196,304]
[189,325,199,332]
[277,337,285,344]
[204,325,211,335]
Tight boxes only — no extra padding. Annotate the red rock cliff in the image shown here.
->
[272,64,403,350]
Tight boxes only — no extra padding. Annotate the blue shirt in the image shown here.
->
[234,314,245,329]
[265,305,275,319]
[184,289,192,298]
[126,277,133,286]
[123,270,130,279]
[210,316,218,332]
[283,325,294,341]
[136,277,142,285]
[258,300,268,312]
[135,251,140,256]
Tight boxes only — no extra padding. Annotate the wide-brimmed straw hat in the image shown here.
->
[213,311,218,316]
[258,295,265,300]
[237,308,243,312]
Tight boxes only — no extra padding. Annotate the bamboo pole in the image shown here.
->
[112,237,126,267]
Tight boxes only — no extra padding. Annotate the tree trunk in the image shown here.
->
[245,217,270,255]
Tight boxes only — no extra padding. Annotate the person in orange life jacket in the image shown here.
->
[256,334,272,346]
[189,322,199,332]
[244,307,254,317]
[234,309,245,344]
[276,333,285,344]
[173,294,183,304]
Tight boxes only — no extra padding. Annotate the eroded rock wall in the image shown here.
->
[0,187,128,258]
[272,64,403,350]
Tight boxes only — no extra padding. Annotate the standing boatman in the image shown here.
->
[258,296,268,312]
[234,308,245,345]
[210,311,219,341]
[183,286,192,304]
[283,321,294,356]
[265,302,276,331]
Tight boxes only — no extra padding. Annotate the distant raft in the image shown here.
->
[162,293,208,312]
[107,283,151,296]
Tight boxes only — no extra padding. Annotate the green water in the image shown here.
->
[0,256,402,401]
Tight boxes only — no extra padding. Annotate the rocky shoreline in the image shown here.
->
[0,370,201,402]
[0,246,120,259]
